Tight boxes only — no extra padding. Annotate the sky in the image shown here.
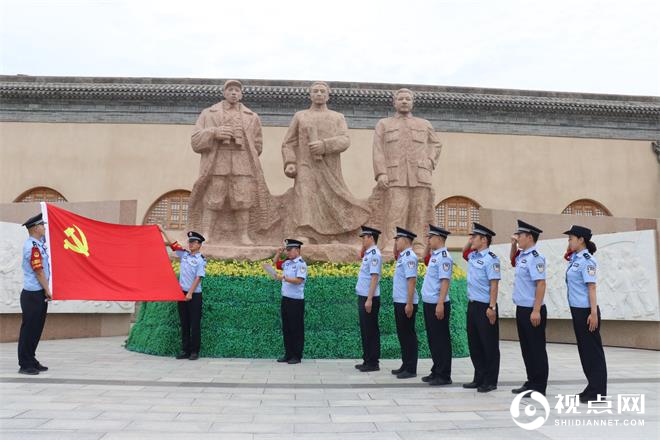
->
[1,0,659,96]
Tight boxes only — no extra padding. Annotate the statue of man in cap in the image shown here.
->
[281,81,369,242]
[372,88,442,246]
[188,79,277,245]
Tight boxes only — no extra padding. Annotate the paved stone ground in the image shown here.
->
[0,336,657,439]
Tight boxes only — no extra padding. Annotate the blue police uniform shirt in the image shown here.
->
[512,246,546,307]
[566,251,597,308]
[393,247,419,304]
[22,236,50,291]
[281,256,307,300]
[467,248,501,303]
[174,249,206,293]
[356,245,382,297]
[421,247,453,304]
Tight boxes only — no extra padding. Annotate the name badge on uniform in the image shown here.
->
[431,258,436,264]
[477,260,484,265]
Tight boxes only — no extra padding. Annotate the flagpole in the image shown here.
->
[40,202,53,298]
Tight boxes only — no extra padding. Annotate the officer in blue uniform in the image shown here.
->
[509,220,548,395]
[462,222,501,393]
[391,227,419,379]
[355,226,383,372]
[160,228,207,360]
[564,225,607,403]
[421,224,453,386]
[273,239,307,364]
[18,213,51,375]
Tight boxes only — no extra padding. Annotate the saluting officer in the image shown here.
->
[462,222,501,393]
[160,227,207,360]
[273,239,307,364]
[391,227,419,379]
[18,213,51,375]
[564,225,607,403]
[420,224,453,386]
[510,220,549,395]
[354,226,383,372]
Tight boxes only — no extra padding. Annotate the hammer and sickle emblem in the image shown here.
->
[63,225,90,257]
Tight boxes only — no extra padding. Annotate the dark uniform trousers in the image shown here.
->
[357,295,381,366]
[281,297,305,360]
[516,305,549,393]
[394,303,418,373]
[570,306,607,398]
[178,290,202,355]
[423,301,452,380]
[18,289,48,368]
[467,300,500,386]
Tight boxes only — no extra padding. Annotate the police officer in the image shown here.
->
[18,213,51,375]
[462,222,501,393]
[160,227,207,360]
[391,227,419,379]
[420,224,453,386]
[273,239,307,364]
[564,225,607,403]
[510,220,549,395]
[354,226,383,372]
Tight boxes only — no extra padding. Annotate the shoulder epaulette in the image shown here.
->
[442,250,447,257]
[532,250,539,257]
[583,253,591,260]
[488,251,497,258]
[405,251,410,256]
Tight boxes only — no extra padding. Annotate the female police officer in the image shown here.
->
[564,225,607,403]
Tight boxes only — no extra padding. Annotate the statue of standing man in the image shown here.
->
[188,80,277,245]
[282,81,369,242]
[373,88,442,247]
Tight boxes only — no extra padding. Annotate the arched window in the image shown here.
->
[143,190,191,230]
[562,199,611,216]
[435,196,480,234]
[14,187,67,203]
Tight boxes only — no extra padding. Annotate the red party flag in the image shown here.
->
[42,203,183,301]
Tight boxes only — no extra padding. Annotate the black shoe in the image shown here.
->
[477,384,497,393]
[391,366,404,375]
[462,381,479,389]
[429,378,453,386]
[579,394,597,404]
[512,385,529,394]
[359,364,380,372]
[35,362,48,372]
[175,352,190,359]
[18,367,39,375]
[354,363,366,370]
[287,358,301,364]
[421,374,436,383]
[188,353,199,360]
[277,356,290,363]
[396,371,417,379]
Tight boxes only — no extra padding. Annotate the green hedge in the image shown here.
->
[125,275,469,359]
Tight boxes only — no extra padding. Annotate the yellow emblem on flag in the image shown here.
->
[63,224,90,257]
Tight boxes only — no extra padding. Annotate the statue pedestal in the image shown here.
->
[202,243,364,263]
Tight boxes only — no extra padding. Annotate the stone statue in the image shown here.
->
[188,79,278,245]
[281,81,369,242]
[372,88,442,246]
